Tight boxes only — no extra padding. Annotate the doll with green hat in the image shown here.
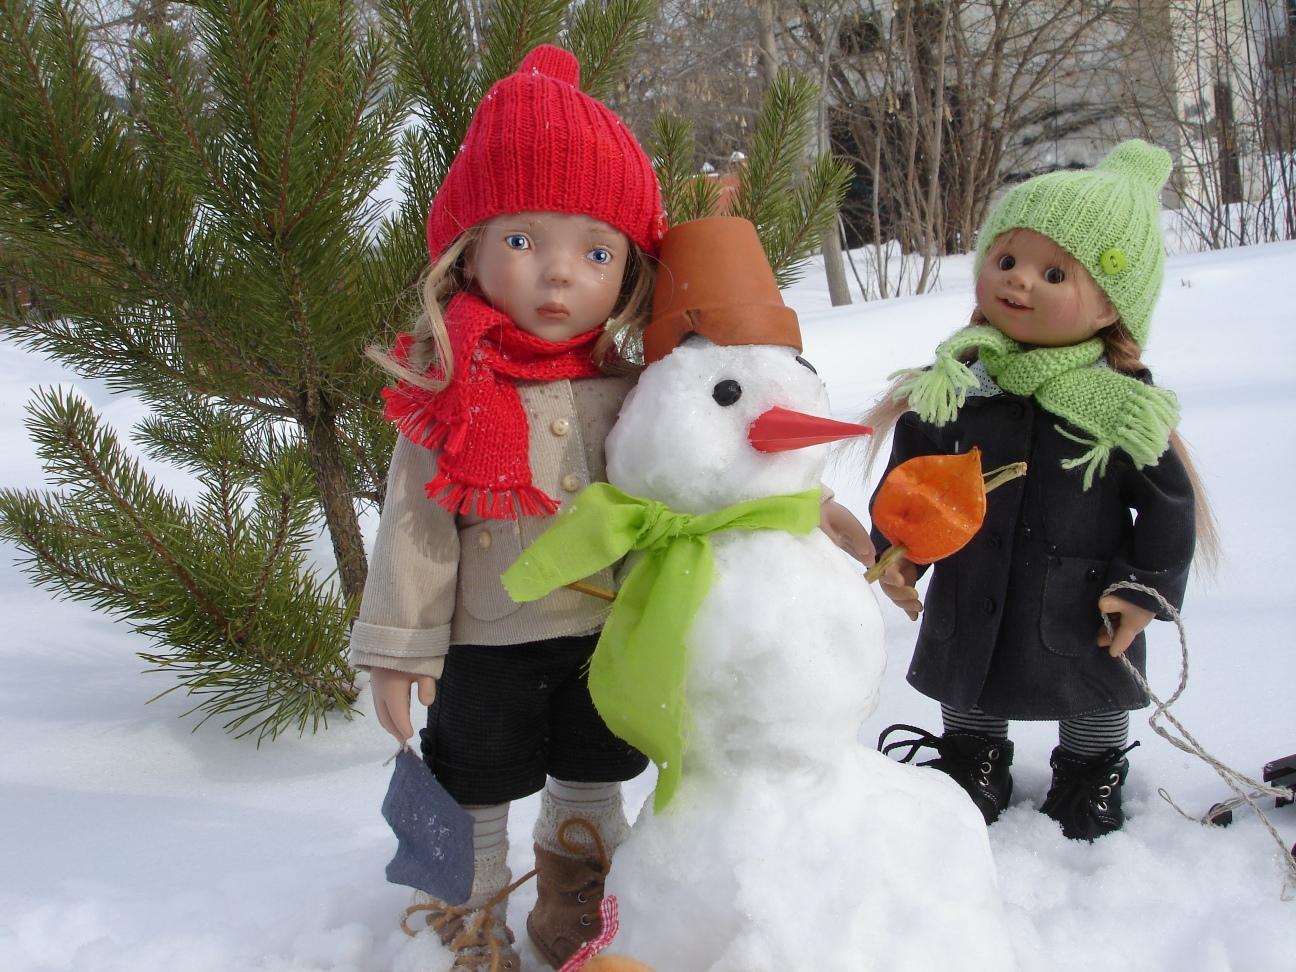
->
[862,139,1216,841]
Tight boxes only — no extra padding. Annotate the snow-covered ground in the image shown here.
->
[1,240,1293,971]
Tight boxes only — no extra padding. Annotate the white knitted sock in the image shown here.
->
[532,779,629,857]
[465,841,511,909]
[409,809,512,912]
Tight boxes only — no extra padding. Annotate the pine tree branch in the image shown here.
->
[293,30,390,237]
[2,0,72,190]
[39,389,236,633]
[139,27,264,232]
[234,489,294,644]
[0,492,136,602]
[275,13,317,233]
[734,69,816,236]
[566,0,655,101]
[378,0,475,176]
[224,0,270,186]
[649,112,719,225]
[4,390,358,742]
[479,0,566,88]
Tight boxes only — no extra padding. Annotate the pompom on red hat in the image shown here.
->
[425,44,665,261]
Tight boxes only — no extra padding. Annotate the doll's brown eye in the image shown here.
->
[1044,267,1066,284]
[998,254,1015,271]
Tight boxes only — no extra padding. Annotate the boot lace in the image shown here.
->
[556,816,611,923]
[401,868,536,972]
[1048,741,1140,817]
[878,723,945,765]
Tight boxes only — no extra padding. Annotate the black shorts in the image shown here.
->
[420,633,648,806]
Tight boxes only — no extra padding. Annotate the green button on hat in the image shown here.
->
[974,139,1173,347]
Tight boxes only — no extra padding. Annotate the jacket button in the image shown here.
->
[477,530,492,549]
[1008,402,1025,420]
[981,597,997,614]
[561,473,582,492]
[550,417,571,436]
[988,533,1001,549]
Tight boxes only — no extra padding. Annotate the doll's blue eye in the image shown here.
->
[588,247,613,265]
[1044,267,1066,284]
[998,254,1015,271]
[506,234,530,250]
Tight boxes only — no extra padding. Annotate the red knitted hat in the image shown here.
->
[425,45,665,261]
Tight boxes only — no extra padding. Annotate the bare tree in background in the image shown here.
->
[781,1,1124,299]
[1120,0,1295,248]
[77,2,194,95]
[613,0,766,165]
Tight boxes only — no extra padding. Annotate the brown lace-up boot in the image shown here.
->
[527,817,612,968]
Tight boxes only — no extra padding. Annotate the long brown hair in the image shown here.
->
[858,312,1220,572]
[367,227,657,392]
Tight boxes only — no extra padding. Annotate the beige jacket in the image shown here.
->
[349,375,633,678]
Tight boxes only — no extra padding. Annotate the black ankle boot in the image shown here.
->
[1040,742,1139,841]
[879,724,1015,824]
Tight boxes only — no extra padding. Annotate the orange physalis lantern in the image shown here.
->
[865,448,1026,582]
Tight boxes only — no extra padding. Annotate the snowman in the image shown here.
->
[506,217,1019,971]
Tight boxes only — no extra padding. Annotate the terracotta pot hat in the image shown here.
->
[643,216,802,364]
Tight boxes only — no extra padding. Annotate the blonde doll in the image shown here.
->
[867,140,1215,841]
[351,45,662,970]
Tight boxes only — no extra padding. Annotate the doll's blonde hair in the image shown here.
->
[368,227,656,391]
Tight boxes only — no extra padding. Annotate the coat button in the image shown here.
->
[550,417,571,436]
[561,473,582,492]
[477,530,492,549]
[987,533,1002,549]
[1008,402,1025,420]
[981,597,997,614]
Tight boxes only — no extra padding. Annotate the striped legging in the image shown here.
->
[941,704,1130,758]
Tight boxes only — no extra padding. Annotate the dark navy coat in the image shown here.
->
[870,380,1196,720]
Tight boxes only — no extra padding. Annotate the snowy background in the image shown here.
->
[2,238,1293,971]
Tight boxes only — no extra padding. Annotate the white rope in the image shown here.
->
[1103,581,1296,899]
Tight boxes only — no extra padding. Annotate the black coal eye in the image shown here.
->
[1044,266,1066,284]
[712,379,742,406]
[998,254,1015,271]
[795,355,817,374]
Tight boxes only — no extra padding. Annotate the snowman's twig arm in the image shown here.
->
[566,580,616,602]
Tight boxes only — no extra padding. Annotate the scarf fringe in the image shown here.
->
[1057,428,1114,490]
[890,354,979,427]
[380,295,603,521]
[1115,385,1180,467]
[425,473,561,520]
[382,384,457,451]
[897,325,1179,488]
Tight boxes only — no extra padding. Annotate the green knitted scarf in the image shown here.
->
[502,482,822,812]
[893,325,1179,488]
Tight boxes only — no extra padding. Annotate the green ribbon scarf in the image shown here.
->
[502,482,822,812]
[892,325,1179,489]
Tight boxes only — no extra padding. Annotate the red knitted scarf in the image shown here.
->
[382,292,604,520]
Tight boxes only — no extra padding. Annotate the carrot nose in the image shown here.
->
[748,406,873,453]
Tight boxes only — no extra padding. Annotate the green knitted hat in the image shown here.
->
[973,139,1173,347]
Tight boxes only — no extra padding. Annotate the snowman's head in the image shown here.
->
[607,337,862,514]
